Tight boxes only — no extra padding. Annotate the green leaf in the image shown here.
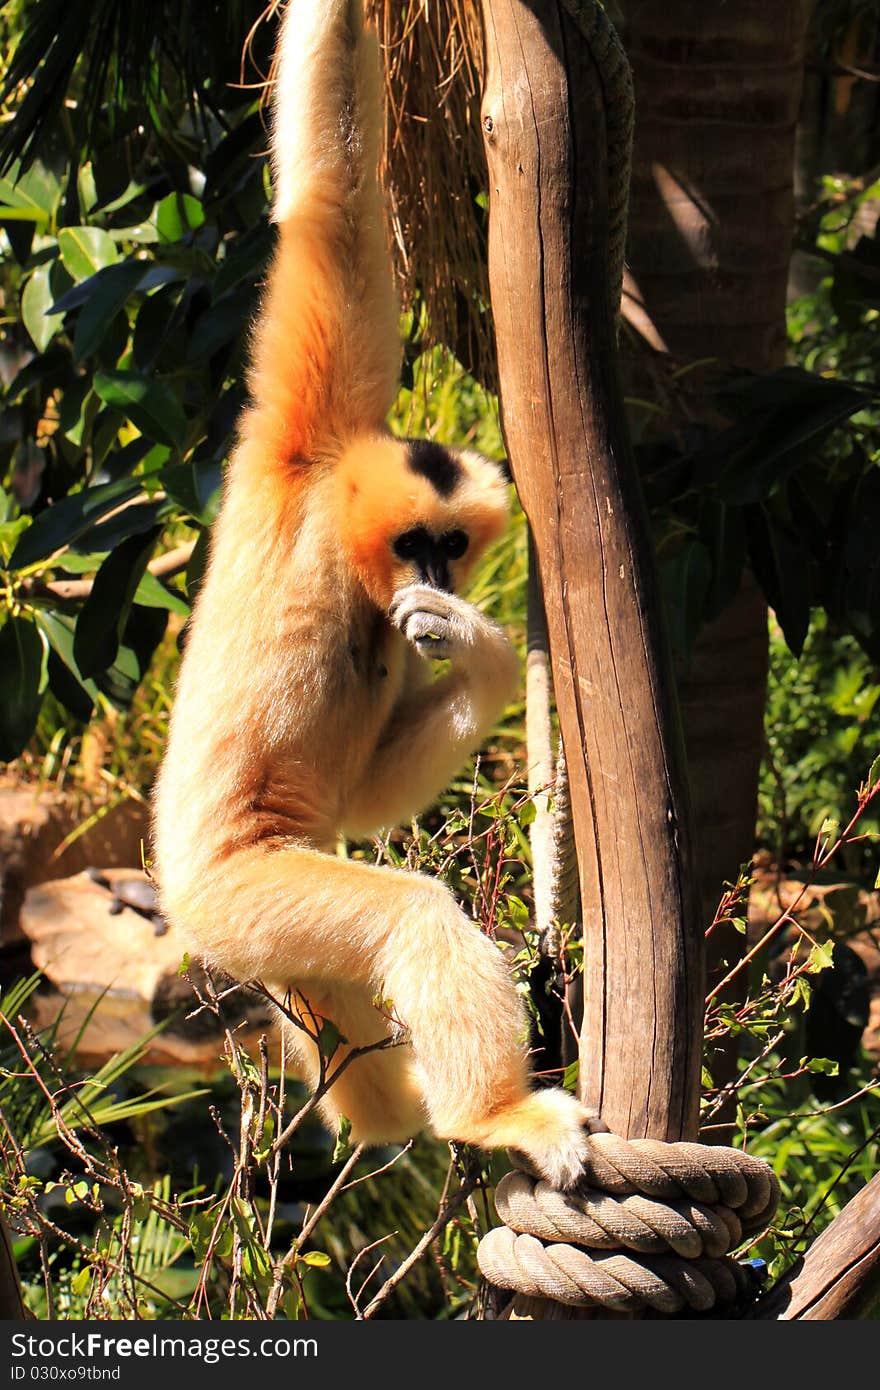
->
[186,287,253,362]
[131,1194,151,1222]
[57,226,120,281]
[806,941,835,975]
[73,260,146,362]
[792,975,812,1011]
[45,649,93,722]
[7,477,144,571]
[158,460,222,524]
[660,539,712,661]
[21,264,58,352]
[708,367,868,504]
[0,615,46,761]
[133,569,190,617]
[300,1250,331,1269]
[94,370,186,450]
[185,527,211,602]
[699,500,748,621]
[92,605,167,709]
[562,1060,580,1094]
[74,528,161,679]
[35,611,102,717]
[801,1056,839,1076]
[70,1267,91,1297]
[108,222,159,245]
[155,193,205,244]
[132,280,188,370]
[212,224,273,299]
[0,517,29,567]
[867,755,880,790]
[0,163,58,223]
[746,506,810,657]
[332,1115,353,1164]
[317,1019,345,1061]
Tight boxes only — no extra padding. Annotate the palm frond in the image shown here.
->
[0,0,279,175]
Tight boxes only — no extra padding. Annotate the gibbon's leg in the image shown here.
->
[282,981,426,1144]
[343,588,520,835]
[183,844,589,1187]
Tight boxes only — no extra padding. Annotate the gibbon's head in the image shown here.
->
[337,433,509,609]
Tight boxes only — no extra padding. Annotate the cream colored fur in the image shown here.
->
[151,0,590,1188]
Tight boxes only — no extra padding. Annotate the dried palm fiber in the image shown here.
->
[365,0,491,385]
[257,2,490,379]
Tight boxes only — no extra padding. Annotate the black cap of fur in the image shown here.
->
[405,439,461,498]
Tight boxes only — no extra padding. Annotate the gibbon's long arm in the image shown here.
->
[341,586,519,837]
[242,0,400,471]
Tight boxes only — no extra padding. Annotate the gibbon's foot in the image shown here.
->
[462,1089,592,1192]
[390,583,497,661]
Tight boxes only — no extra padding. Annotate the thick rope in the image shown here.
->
[477,1137,780,1313]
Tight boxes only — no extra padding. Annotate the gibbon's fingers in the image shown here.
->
[390,584,500,654]
[397,612,467,661]
[389,583,486,625]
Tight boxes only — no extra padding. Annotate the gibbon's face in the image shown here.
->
[337,434,509,610]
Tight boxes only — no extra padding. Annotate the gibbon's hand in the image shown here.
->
[390,583,498,662]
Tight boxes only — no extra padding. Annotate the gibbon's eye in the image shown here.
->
[441,529,469,559]
[393,527,428,560]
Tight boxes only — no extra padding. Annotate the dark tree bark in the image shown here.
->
[618,0,809,954]
[617,4,809,1104]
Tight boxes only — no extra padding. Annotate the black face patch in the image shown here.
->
[405,440,461,498]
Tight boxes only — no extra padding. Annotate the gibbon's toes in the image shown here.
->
[500,1090,592,1192]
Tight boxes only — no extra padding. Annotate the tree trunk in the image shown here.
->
[618,1,809,1008]
[481,0,702,1142]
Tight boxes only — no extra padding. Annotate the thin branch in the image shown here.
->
[361,1174,478,1320]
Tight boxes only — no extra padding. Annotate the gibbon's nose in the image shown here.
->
[420,553,452,591]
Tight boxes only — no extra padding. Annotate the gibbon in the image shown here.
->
[152,0,590,1188]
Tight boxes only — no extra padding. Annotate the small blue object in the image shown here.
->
[742,1257,769,1286]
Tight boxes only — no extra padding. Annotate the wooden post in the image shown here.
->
[480,0,702,1151]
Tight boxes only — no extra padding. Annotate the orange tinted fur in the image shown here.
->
[151,0,590,1188]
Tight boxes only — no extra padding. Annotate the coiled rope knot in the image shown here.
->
[477,1132,780,1315]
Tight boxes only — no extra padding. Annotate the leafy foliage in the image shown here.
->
[0,8,277,760]
[759,612,880,864]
